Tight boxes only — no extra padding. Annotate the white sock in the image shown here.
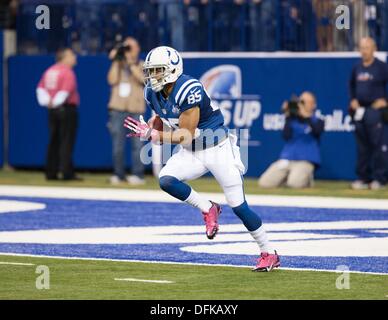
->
[185,189,212,213]
[250,226,273,254]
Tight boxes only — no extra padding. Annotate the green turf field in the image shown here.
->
[0,255,387,300]
[1,168,388,300]
[1,168,388,199]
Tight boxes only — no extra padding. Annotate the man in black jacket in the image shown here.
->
[349,37,388,190]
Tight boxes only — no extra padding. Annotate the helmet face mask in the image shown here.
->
[143,64,171,92]
[143,46,183,92]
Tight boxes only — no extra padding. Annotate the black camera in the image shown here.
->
[113,43,131,61]
[283,95,302,117]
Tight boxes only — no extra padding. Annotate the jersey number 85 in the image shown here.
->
[187,90,202,105]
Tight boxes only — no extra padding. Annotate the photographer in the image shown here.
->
[259,92,325,189]
[107,37,145,185]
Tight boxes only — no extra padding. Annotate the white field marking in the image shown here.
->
[180,237,388,257]
[0,261,35,266]
[370,230,388,234]
[0,252,387,276]
[181,51,387,61]
[114,278,174,284]
[0,200,46,214]
[1,185,388,210]
[0,222,365,244]
[0,221,387,256]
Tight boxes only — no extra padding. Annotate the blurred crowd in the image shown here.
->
[0,0,18,29]
[3,0,388,54]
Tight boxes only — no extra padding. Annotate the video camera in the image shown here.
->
[113,42,131,61]
[283,95,302,117]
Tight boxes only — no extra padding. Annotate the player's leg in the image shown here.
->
[158,147,212,213]
[203,138,279,271]
[158,147,222,239]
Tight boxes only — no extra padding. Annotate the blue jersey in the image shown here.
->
[350,59,388,107]
[144,74,227,150]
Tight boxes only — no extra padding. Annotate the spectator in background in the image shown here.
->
[259,92,324,189]
[212,0,245,51]
[36,48,81,181]
[379,0,388,52]
[365,0,378,42]
[157,0,185,51]
[298,0,317,51]
[280,0,302,51]
[349,37,388,190]
[130,0,159,53]
[184,0,209,51]
[0,0,18,29]
[313,0,334,51]
[107,37,145,185]
[249,0,277,51]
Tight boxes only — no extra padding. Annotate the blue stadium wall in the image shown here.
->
[0,31,3,168]
[7,52,388,180]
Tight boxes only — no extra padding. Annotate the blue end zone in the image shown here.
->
[0,196,387,274]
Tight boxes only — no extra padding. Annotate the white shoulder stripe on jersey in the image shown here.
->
[178,82,202,106]
[175,79,197,104]
[144,85,151,104]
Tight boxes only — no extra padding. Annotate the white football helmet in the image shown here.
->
[143,46,183,92]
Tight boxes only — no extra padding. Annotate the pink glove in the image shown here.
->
[124,116,160,142]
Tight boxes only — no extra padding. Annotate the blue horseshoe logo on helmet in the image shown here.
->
[167,49,180,65]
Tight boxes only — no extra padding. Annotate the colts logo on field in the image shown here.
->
[199,65,242,99]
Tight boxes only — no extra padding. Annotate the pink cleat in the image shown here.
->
[253,250,280,272]
[202,201,222,240]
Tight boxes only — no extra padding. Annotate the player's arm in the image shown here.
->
[158,107,199,145]
[125,83,201,144]
[124,107,200,146]
[160,81,203,145]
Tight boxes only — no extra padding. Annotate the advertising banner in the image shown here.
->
[8,52,387,180]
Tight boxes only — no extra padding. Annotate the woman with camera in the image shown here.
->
[258,92,325,189]
[107,37,146,185]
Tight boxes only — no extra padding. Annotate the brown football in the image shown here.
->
[153,116,164,131]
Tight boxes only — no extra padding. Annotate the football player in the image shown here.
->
[124,46,280,271]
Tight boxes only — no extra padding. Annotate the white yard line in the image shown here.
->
[1,185,388,210]
[114,278,174,284]
[0,252,386,276]
[0,261,35,266]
